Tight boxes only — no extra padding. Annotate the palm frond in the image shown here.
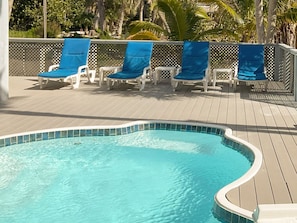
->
[156,0,189,40]
[129,21,164,35]
[195,28,240,41]
[278,7,297,23]
[195,7,211,20]
[126,31,160,40]
[200,0,243,24]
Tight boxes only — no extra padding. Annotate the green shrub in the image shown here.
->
[9,22,61,38]
[9,30,39,38]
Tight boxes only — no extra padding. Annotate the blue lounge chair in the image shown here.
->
[100,41,153,91]
[171,41,210,92]
[38,38,95,89]
[233,44,268,91]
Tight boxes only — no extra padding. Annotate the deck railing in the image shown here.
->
[278,44,297,101]
[9,38,296,99]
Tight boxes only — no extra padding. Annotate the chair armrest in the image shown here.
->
[174,65,181,77]
[77,65,89,73]
[142,66,152,78]
[142,66,151,73]
[49,64,59,71]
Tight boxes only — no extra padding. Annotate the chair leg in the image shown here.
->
[203,81,208,92]
[88,70,96,83]
[72,76,80,89]
[98,68,104,87]
[233,80,238,91]
[212,70,217,87]
[107,79,111,90]
[139,80,145,91]
[38,77,44,89]
[171,80,178,92]
[229,70,233,88]
[138,76,146,91]
[38,77,49,89]
[264,81,268,92]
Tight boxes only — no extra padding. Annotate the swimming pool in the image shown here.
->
[0,121,262,223]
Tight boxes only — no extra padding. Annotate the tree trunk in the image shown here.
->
[254,0,265,43]
[98,0,105,31]
[8,0,14,18]
[93,0,105,31]
[266,0,277,43]
[116,6,125,37]
[281,23,296,47]
[139,0,144,22]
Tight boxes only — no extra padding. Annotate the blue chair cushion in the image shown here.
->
[174,41,209,81]
[38,38,91,78]
[238,44,267,81]
[38,69,78,78]
[108,71,144,79]
[108,42,153,79]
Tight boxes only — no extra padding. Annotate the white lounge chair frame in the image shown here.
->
[38,65,96,89]
[233,66,268,91]
[171,66,211,92]
[99,66,151,91]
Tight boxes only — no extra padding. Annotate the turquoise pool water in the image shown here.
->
[0,130,250,223]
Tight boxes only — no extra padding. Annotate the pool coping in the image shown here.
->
[0,120,262,223]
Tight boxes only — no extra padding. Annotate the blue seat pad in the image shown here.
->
[108,71,143,79]
[38,69,78,78]
[174,71,205,80]
[238,44,267,81]
[238,71,266,80]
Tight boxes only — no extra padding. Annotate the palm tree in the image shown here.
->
[275,1,297,47]
[266,0,277,43]
[128,21,164,40]
[128,0,242,41]
[9,0,14,18]
[254,0,265,43]
[155,0,210,40]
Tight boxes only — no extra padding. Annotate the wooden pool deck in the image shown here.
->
[1,76,297,214]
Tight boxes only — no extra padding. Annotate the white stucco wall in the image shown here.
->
[0,0,9,101]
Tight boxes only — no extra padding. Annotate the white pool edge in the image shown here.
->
[215,127,263,221]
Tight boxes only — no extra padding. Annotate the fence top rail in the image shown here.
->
[278,43,297,55]
[9,38,278,47]
[8,38,181,44]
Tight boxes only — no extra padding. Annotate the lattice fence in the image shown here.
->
[9,39,283,86]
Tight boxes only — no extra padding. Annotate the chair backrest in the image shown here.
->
[122,42,153,73]
[59,38,91,70]
[181,41,209,74]
[238,44,265,79]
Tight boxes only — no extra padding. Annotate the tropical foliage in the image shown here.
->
[9,0,297,47]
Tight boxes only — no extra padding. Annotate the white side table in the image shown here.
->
[212,68,233,87]
[98,66,121,87]
[153,66,176,85]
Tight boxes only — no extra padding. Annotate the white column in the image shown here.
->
[0,0,9,101]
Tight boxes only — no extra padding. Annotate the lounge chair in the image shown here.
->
[38,38,95,89]
[100,41,153,91]
[233,44,268,91]
[171,41,210,92]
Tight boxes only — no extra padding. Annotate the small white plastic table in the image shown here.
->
[98,66,121,87]
[153,66,176,85]
[212,68,233,87]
